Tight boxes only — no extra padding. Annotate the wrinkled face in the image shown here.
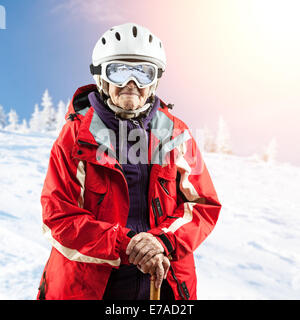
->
[108,80,151,110]
[106,58,155,110]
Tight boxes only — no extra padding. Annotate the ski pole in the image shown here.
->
[150,255,172,300]
[150,275,161,300]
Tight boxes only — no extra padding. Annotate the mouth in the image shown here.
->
[120,92,139,96]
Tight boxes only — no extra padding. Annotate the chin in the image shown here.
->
[123,105,139,111]
[121,99,140,111]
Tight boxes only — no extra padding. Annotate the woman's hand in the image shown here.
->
[126,232,170,288]
[126,232,164,265]
[137,253,170,289]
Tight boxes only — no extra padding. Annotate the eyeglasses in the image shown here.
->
[90,60,163,88]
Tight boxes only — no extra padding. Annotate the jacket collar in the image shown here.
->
[87,90,161,132]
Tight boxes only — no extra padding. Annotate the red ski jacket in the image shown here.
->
[37,84,222,300]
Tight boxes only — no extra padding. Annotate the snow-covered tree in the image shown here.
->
[0,105,6,129]
[262,138,277,163]
[202,125,217,153]
[215,116,233,154]
[40,89,56,132]
[29,104,42,132]
[5,109,19,132]
[19,119,29,134]
[55,100,66,133]
[194,128,204,152]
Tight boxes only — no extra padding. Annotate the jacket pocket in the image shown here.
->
[84,163,109,194]
[83,164,109,219]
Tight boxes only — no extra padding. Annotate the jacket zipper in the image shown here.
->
[151,198,158,226]
[169,265,186,300]
[97,192,106,205]
[153,197,163,217]
[132,118,149,232]
[38,270,47,300]
[130,119,140,127]
[38,255,51,300]
[78,139,98,147]
[169,265,191,300]
[137,118,145,131]
[158,178,169,195]
[181,281,190,300]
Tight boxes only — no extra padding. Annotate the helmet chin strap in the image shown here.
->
[106,98,152,119]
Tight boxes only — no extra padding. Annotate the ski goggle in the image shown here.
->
[90,60,163,88]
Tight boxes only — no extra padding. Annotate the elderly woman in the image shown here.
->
[37,23,221,300]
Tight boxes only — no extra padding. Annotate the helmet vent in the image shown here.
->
[159,41,162,48]
[132,26,137,37]
[115,32,121,41]
[149,34,153,43]
[101,37,106,45]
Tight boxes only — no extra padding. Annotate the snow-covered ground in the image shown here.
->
[196,153,300,299]
[0,129,299,300]
[0,130,55,300]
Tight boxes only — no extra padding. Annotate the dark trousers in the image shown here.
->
[103,264,175,300]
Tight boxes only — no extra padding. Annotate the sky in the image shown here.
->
[0,0,299,165]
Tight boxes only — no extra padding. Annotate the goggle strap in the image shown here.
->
[90,64,102,75]
[157,68,163,79]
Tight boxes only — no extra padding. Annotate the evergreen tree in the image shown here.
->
[29,104,42,132]
[55,100,66,133]
[203,125,217,153]
[0,105,6,129]
[19,119,29,134]
[40,89,56,132]
[262,138,277,163]
[5,109,19,132]
[215,116,233,154]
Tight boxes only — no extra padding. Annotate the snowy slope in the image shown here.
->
[195,153,300,299]
[0,130,54,300]
[0,129,299,300]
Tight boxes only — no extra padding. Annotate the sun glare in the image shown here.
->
[251,0,300,42]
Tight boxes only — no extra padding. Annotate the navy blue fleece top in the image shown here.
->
[88,91,161,300]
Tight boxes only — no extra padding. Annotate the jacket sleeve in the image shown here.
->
[148,131,222,261]
[41,125,133,268]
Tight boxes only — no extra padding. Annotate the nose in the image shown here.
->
[126,80,137,88]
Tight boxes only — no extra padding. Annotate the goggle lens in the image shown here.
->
[106,63,156,86]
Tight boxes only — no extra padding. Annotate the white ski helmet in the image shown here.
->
[90,22,166,95]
